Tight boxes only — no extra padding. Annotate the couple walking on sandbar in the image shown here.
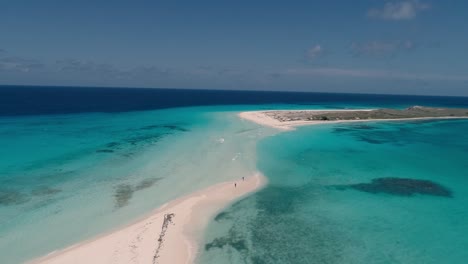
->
[234,177,245,188]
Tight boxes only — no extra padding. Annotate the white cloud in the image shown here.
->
[0,57,44,72]
[285,67,468,81]
[368,0,430,21]
[351,40,415,57]
[306,44,323,60]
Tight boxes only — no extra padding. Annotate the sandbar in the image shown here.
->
[31,173,266,264]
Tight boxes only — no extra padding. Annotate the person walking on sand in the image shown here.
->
[242,177,245,181]
[234,183,237,188]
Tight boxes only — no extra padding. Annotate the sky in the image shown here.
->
[1,0,468,96]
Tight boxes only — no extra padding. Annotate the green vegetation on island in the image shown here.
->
[265,106,468,123]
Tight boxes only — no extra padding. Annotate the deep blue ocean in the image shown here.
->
[2,85,468,116]
[1,85,468,264]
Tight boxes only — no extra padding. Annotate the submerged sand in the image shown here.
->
[31,174,266,264]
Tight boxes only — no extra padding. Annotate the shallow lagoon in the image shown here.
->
[200,119,468,264]
[0,106,263,263]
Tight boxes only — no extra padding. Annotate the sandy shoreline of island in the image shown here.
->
[30,173,266,264]
[239,110,468,130]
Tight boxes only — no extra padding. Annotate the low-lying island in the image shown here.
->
[240,106,468,130]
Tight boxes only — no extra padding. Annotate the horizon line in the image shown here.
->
[1,84,467,99]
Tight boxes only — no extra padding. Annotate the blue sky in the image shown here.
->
[1,0,467,96]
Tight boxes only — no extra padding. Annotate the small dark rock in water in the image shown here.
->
[31,186,61,196]
[96,149,114,153]
[114,184,134,208]
[346,177,452,197]
[0,189,30,206]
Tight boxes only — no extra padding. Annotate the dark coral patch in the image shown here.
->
[353,124,377,130]
[96,149,114,153]
[114,184,134,208]
[0,189,30,206]
[332,123,410,146]
[359,137,389,145]
[214,211,230,222]
[333,127,353,133]
[205,235,248,252]
[341,177,452,197]
[139,125,161,130]
[134,178,162,191]
[31,186,62,196]
[106,142,120,148]
[333,124,377,133]
[162,125,189,132]
[125,133,166,145]
[113,178,162,208]
[139,124,189,132]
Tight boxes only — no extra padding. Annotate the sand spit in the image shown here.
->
[31,173,266,264]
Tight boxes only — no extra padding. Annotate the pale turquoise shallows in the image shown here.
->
[0,106,267,264]
[199,119,468,264]
[2,101,468,264]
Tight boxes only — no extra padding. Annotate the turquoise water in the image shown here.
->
[1,101,340,263]
[2,92,468,264]
[0,106,267,263]
[199,119,468,263]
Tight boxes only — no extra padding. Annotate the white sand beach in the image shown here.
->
[31,173,266,264]
[239,110,372,130]
[239,110,468,130]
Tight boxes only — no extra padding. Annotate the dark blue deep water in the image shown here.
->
[1,85,468,116]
